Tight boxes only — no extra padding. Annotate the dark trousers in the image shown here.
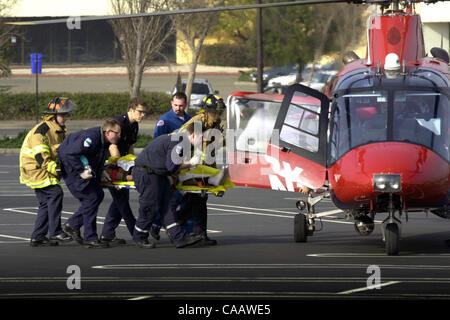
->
[66,180,104,241]
[177,193,208,236]
[132,168,187,243]
[101,188,136,238]
[31,184,64,240]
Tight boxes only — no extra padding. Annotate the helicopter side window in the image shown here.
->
[229,97,281,154]
[279,95,321,153]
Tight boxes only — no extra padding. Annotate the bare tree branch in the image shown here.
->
[109,0,174,98]
[168,0,224,109]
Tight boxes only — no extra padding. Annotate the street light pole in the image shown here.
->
[256,0,264,93]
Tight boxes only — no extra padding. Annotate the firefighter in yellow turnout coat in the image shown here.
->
[20,98,77,246]
[175,94,227,246]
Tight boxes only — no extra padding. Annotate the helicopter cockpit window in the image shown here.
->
[228,96,281,153]
[393,91,449,161]
[330,89,449,163]
[330,91,388,161]
[279,92,321,153]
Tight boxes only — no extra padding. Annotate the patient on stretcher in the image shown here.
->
[101,154,234,195]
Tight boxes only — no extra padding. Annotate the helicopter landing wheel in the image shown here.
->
[294,214,308,243]
[385,223,400,256]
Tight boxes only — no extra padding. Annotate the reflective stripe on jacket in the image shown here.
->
[19,119,66,189]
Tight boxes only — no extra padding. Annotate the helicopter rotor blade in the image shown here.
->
[6,0,360,26]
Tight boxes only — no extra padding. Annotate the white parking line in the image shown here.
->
[208,205,352,225]
[209,203,297,215]
[2,207,222,234]
[337,281,401,295]
[0,234,29,241]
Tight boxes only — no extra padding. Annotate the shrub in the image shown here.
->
[0,130,153,149]
[0,92,171,120]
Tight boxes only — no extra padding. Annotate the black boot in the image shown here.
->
[30,237,58,247]
[100,236,126,245]
[50,233,73,242]
[84,239,110,248]
[134,239,156,249]
[63,223,83,244]
[175,234,203,248]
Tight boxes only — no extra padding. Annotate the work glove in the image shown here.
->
[188,153,203,167]
[80,165,93,179]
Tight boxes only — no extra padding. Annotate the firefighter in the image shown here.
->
[132,121,203,248]
[57,118,121,248]
[175,94,227,246]
[20,97,76,247]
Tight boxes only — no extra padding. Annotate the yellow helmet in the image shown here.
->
[201,94,226,114]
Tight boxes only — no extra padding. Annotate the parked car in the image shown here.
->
[267,66,338,93]
[263,85,290,95]
[171,79,219,110]
[250,64,299,86]
[300,70,338,92]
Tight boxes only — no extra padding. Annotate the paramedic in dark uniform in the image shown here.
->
[151,91,191,240]
[132,121,203,248]
[58,118,121,248]
[99,98,148,245]
[154,91,192,138]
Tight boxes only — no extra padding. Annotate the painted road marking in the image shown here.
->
[337,281,401,295]
[2,207,221,234]
[207,205,353,225]
[308,253,450,259]
[0,234,29,241]
[90,263,450,271]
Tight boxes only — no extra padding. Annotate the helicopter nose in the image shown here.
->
[329,142,449,209]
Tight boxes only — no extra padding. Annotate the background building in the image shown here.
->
[419,2,450,55]
[7,0,175,65]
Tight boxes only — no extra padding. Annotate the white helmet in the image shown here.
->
[384,53,400,71]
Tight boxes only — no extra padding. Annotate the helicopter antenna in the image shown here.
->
[376,60,382,76]
[401,59,407,76]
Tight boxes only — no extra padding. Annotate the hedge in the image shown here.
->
[199,43,255,67]
[0,92,172,120]
[0,129,153,149]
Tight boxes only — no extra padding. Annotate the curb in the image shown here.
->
[0,148,20,154]
[11,71,241,78]
[0,148,143,155]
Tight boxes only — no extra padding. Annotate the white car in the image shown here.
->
[300,70,338,92]
[267,73,298,87]
[171,79,219,110]
[267,67,337,92]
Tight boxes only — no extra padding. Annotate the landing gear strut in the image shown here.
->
[381,193,402,256]
[294,190,331,242]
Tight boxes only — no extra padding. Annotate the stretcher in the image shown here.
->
[102,155,235,196]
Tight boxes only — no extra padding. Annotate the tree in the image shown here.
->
[168,0,224,108]
[0,0,18,77]
[109,0,174,98]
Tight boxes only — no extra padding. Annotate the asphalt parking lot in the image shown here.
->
[1,153,450,308]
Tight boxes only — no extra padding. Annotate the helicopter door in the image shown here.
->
[268,84,330,190]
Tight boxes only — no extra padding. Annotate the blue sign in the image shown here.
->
[30,53,42,74]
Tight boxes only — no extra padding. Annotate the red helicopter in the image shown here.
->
[226,0,449,255]
[9,0,449,255]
